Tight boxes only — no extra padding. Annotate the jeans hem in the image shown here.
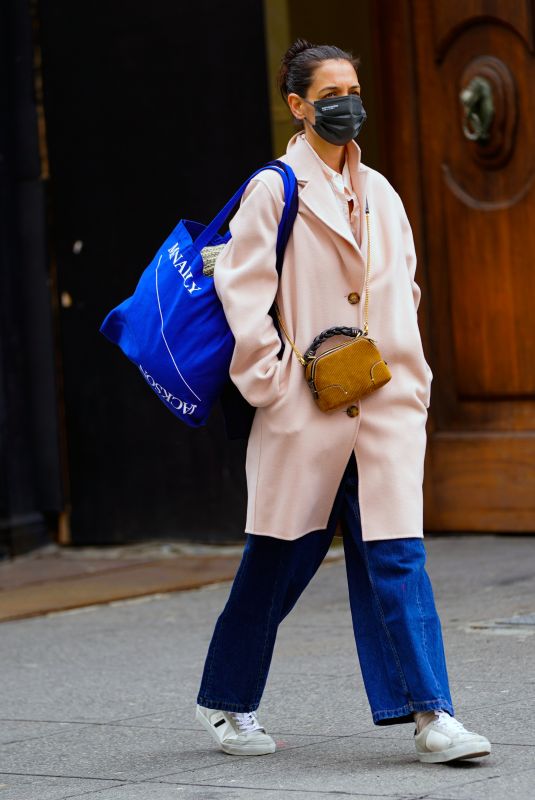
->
[196,695,260,713]
[372,698,455,726]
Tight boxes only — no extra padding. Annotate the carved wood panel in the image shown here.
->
[375,0,535,531]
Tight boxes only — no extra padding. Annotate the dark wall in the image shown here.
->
[38,1,273,544]
[0,0,62,558]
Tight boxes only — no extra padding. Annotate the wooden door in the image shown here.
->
[375,1,535,532]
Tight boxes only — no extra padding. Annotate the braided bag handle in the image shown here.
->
[303,326,364,362]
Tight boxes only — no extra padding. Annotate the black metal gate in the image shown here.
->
[0,0,63,557]
[38,0,273,544]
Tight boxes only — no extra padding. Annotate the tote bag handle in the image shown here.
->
[193,160,298,275]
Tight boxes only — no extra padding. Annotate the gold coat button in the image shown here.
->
[348,292,360,304]
[346,405,360,417]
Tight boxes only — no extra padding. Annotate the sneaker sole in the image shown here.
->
[417,740,491,763]
[195,706,276,756]
[220,740,276,756]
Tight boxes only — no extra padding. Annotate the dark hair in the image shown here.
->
[277,38,361,105]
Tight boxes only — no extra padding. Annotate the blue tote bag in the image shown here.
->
[100,160,298,429]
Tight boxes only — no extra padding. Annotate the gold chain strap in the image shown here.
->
[363,199,371,336]
[275,198,371,363]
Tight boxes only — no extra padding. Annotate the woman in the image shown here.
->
[195,39,491,764]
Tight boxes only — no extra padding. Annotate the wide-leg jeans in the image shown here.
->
[196,450,455,725]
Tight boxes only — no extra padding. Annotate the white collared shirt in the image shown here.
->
[299,133,361,246]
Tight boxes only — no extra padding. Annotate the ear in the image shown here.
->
[287,92,307,121]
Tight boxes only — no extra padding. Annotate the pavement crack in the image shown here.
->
[60,782,133,799]
[411,765,535,799]
[0,771,134,782]
[144,778,418,797]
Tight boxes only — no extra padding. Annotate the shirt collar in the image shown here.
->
[342,158,353,188]
[299,133,355,196]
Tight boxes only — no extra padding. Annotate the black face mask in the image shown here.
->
[302,94,367,145]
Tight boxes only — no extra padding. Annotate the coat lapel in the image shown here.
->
[283,132,370,258]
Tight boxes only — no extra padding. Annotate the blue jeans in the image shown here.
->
[197,451,454,725]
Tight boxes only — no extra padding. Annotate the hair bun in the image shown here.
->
[282,38,315,65]
[277,38,316,99]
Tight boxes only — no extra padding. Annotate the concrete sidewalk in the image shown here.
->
[1,534,534,799]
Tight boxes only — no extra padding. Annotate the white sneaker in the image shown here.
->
[414,710,491,763]
[195,704,276,755]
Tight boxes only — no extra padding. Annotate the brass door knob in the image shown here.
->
[460,76,494,142]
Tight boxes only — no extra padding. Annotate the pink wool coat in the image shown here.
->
[213,132,433,541]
